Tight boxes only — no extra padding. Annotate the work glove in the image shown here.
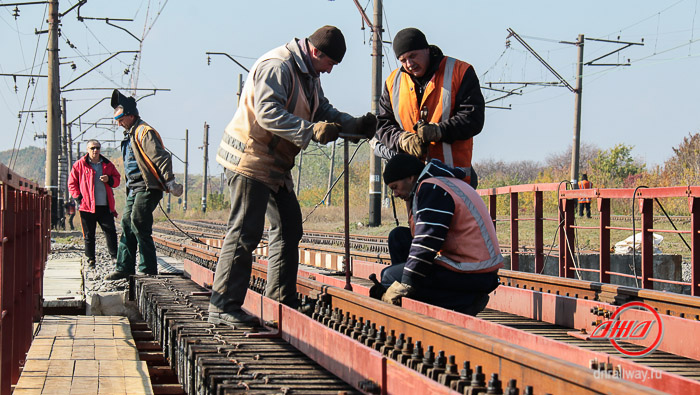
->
[416,122,442,143]
[166,180,183,197]
[341,113,378,143]
[312,122,341,145]
[357,112,378,139]
[397,132,426,158]
[381,281,414,305]
[311,121,340,145]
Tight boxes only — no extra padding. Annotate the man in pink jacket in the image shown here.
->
[68,139,121,267]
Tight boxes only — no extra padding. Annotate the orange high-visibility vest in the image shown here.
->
[409,176,504,273]
[387,57,474,181]
[578,179,592,204]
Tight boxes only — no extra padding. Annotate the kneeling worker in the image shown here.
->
[380,153,503,315]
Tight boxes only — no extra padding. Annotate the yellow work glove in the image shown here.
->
[312,122,341,145]
[416,122,442,143]
[397,132,426,158]
[381,281,414,305]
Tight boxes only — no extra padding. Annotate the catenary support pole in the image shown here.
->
[295,151,303,196]
[184,129,188,211]
[202,122,208,213]
[570,34,584,186]
[368,0,383,226]
[46,0,60,228]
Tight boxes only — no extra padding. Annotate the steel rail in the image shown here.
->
[248,263,662,394]
[153,237,694,394]
[154,223,700,322]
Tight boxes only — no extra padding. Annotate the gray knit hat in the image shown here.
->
[308,25,346,63]
[393,28,429,58]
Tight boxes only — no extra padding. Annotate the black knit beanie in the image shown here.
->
[383,153,425,184]
[393,28,429,58]
[308,25,346,63]
[111,89,139,116]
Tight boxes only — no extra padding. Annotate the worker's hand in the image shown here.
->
[166,180,183,197]
[341,113,377,143]
[397,132,426,158]
[312,122,341,145]
[381,281,414,305]
[416,122,442,143]
[357,112,378,139]
[99,175,109,183]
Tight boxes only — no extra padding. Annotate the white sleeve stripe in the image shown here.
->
[408,255,433,264]
[415,221,449,229]
[416,207,453,215]
[404,267,427,277]
[414,234,445,241]
[411,244,437,253]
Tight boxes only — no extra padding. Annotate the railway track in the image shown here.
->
[153,223,700,321]
[149,223,700,393]
[133,276,356,394]
[132,269,660,394]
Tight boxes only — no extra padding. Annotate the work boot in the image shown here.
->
[208,310,260,327]
[87,258,96,268]
[105,271,130,281]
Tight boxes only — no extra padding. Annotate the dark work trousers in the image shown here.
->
[388,226,412,264]
[579,202,591,218]
[79,206,118,261]
[67,213,75,230]
[115,189,163,275]
[381,226,499,315]
[209,172,303,314]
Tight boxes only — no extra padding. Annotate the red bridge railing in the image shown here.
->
[0,163,50,395]
[478,183,700,296]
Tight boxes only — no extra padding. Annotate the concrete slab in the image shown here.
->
[43,258,85,310]
[16,316,153,394]
[156,254,183,274]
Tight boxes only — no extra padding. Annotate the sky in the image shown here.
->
[1,0,699,177]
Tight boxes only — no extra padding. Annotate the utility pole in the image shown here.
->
[46,0,61,228]
[326,141,336,206]
[202,122,208,213]
[570,34,584,186]
[183,129,188,211]
[67,124,73,169]
[505,28,642,188]
[238,74,244,104]
[57,97,68,225]
[367,0,383,226]
[350,0,385,225]
[295,151,303,196]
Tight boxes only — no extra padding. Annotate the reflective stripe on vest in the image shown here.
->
[440,58,455,166]
[412,176,503,273]
[388,57,473,178]
[134,123,166,189]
